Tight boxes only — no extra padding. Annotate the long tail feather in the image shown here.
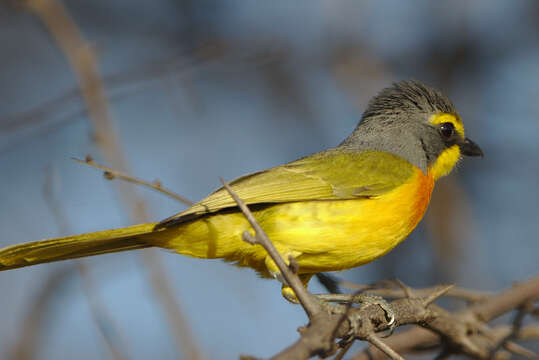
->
[0,223,158,270]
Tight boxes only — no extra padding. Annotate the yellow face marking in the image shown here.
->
[426,113,465,180]
[428,145,461,180]
[429,113,465,137]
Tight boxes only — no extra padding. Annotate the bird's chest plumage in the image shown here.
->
[263,168,435,273]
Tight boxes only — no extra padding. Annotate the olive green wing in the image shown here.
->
[158,149,415,227]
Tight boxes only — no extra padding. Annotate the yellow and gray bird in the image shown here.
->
[0,80,482,300]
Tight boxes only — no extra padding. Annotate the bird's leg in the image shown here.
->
[264,253,312,303]
[281,274,314,303]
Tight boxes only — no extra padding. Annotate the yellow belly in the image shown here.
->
[155,169,434,277]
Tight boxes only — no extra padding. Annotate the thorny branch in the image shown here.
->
[339,278,492,303]
[351,278,539,360]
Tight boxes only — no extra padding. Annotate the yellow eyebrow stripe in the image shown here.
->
[429,113,465,137]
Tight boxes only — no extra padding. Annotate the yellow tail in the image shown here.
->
[0,223,158,271]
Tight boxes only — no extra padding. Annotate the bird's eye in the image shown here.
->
[440,122,454,138]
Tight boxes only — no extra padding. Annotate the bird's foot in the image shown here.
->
[356,293,395,335]
[281,285,300,303]
[314,292,396,336]
[280,273,315,304]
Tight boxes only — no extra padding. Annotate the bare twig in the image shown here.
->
[366,334,405,360]
[339,279,492,303]
[518,324,539,340]
[315,283,455,306]
[352,276,539,360]
[423,284,455,306]
[219,177,321,318]
[334,341,354,360]
[73,155,193,206]
[352,326,438,360]
[70,156,210,360]
[70,158,205,359]
[503,341,537,359]
[490,303,535,359]
[470,277,539,322]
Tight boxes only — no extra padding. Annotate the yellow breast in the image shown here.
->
[159,167,435,277]
[256,167,435,274]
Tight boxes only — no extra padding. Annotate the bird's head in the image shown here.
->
[342,80,483,180]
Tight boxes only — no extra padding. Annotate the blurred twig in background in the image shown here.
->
[8,266,74,360]
[9,166,131,360]
[41,167,129,360]
[0,52,214,149]
[426,177,477,282]
[74,155,193,206]
[20,0,205,359]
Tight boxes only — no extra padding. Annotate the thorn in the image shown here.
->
[394,278,414,298]
[85,154,93,162]
[504,340,538,359]
[153,179,162,187]
[423,284,455,306]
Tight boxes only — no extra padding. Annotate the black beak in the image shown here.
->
[460,138,484,157]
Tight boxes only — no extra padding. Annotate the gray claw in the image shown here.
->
[354,293,396,330]
[387,313,395,326]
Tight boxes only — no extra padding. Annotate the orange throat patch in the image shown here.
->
[410,169,436,229]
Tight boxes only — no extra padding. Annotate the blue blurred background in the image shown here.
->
[0,1,538,359]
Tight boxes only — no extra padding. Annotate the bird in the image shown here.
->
[0,80,482,301]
